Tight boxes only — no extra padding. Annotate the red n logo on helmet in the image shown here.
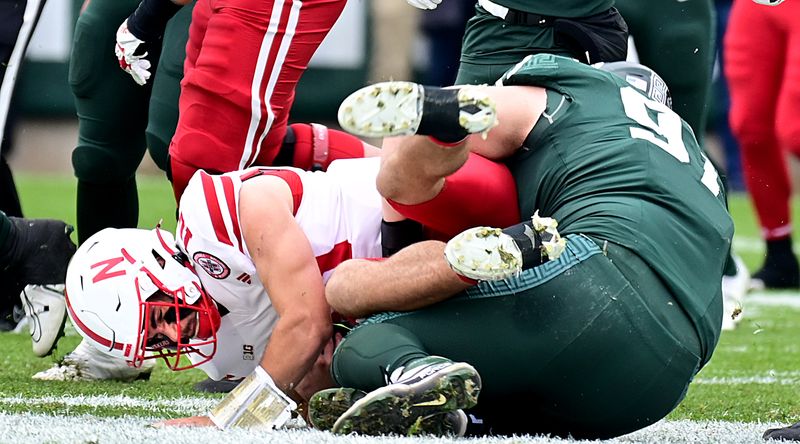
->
[90,257,127,283]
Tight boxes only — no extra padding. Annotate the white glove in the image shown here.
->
[115,19,153,86]
[752,0,785,4]
[406,0,442,10]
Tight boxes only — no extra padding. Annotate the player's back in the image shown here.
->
[502,54,734,360]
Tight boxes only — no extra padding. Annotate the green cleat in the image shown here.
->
[331,356,480,437]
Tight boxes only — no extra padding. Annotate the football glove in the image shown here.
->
[752,0,785,5]
[406,0,442,10]
[115,19,153,86]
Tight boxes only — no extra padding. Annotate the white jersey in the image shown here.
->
[176,157,383,379]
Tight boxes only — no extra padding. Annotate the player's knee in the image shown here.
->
[72,144,144,184]
[776,118,800,155]
[728,111,773,148]
[145,132,170,173]
[169,155,198,202]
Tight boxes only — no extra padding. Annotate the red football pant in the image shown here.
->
[725,0,800,240]
[169,0,346,201]
[388,152,521,239]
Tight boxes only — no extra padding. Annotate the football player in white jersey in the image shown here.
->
[64,156,387,426]
[64,84,510,429]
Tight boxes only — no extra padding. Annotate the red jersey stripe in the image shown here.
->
[316,241,352,274]
[200,172,233,247]
[221,175,244,253]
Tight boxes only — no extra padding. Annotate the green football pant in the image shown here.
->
[332,235,706,439]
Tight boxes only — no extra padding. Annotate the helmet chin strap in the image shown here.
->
[195,298,222,340]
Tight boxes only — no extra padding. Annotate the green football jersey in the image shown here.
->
[501,54,734,358]
[494,0,613,17]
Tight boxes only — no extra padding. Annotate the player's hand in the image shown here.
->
[151,415,214,428]
[752,0,785,5]
[406,0,442,10]
[115,19,153,86]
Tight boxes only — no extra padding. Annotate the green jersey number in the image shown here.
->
[620,87,720,196]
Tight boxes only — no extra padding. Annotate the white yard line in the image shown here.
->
[0,413,783,444]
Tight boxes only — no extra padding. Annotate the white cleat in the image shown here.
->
[722,254,749,331]
[337,81,497,139]
[32,339,155,382]
[444,227,523,282]
[19,284,67,357]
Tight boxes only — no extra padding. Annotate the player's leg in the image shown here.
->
[0,212,75,353]
[618,0,714,143]
[70,0,152,244]
[312,323,480,437]
[725,1,797,288]
[145,1,193,173]
[169,0,347,200]
[273,123,375,171]
[323,235,703,439]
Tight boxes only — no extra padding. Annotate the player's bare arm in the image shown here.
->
[326,241,471,318]
[239,176,333,397]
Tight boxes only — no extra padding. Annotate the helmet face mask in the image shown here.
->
[65,228,220,372]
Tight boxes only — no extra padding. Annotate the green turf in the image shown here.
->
[5,175,800,424]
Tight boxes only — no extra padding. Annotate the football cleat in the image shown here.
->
[445,227,523,281]
[721,254,749,331]
[445,212,566,282]
[750,258,800,290]
[337,81,497,140]
[7,217,76,286]
[331,356,480,436]
[308,387,368,431]
[19,284,67,357]
[32,339,155,382]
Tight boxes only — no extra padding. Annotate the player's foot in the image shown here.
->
[331,356,480,436]
[721,255,749,331]
[308,387,367,431]
[750,238,800,290]
[193,377,243,393]
[32,339,155,381]
[337,81,497,142]
[445,211,567,282]
[19,284,67,357]
[750,259,800,290]
[6,218,76,286]
[765,420,800,440]
[311,388,468,437]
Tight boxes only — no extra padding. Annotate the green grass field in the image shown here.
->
[4,173,800,443]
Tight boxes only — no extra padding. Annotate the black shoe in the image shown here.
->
[5,218,77,285]
[193,377,243,393]
[751,254,800,290]
[765,420,800,440]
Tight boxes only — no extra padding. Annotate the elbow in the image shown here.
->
[308,318,333,347]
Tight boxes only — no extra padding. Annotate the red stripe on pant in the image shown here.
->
[169,0,346,201]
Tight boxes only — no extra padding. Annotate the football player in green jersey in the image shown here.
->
[307,54,733,439]
[408,0,629,85]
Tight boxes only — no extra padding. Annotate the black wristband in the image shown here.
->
[127,0,183,42]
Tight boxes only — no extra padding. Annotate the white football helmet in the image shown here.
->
[65,227,219,371]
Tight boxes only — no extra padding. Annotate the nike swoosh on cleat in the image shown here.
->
[412,394,448,407]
